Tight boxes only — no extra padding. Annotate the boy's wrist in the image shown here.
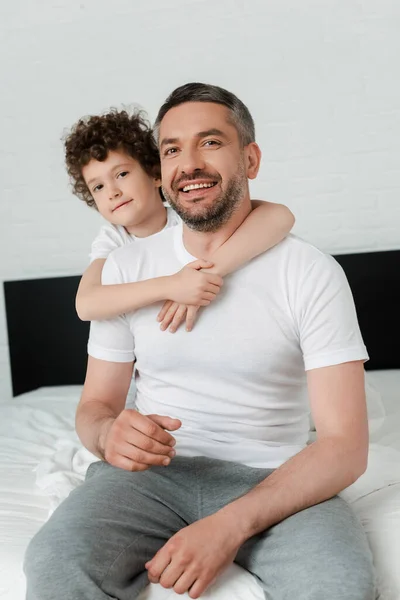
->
[157,275,175,302]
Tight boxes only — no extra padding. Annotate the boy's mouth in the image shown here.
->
[112,199,133,212]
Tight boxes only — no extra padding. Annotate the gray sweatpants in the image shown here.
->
[24,456,375,600]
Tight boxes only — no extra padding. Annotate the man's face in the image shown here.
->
[159,102,248,232]
[82,150,161,231]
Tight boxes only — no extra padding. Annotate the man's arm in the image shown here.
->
[218,359,368,538]
[146,360,369,598]
[76,356,181,469]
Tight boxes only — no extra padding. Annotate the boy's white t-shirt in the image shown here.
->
[89,206,180,263]
[88,205,180,405]
[88,226,368,469]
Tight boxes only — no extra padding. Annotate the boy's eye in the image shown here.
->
[118,171,129,179]
[92,183,103,193]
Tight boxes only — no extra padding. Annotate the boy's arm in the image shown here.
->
[209,200,295,276]
[76,258,222,322]
[158,201,295,332]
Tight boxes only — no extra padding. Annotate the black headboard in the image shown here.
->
[4,249,400,396]
[4,276,89,396]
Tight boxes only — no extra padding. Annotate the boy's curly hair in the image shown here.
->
[64,108,160,208]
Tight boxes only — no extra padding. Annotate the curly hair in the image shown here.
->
[64,108,161,208]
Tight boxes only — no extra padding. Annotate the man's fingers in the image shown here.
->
[120,443,174,467]
[126,429,178,456]
[188,576,210,599]
[124,410,180,445]
[109,454,150,472]
[168,305,188,333]
[173,570,198,595]
[148,413,182,432]
[157,300,173,322]
[146,549,171,583]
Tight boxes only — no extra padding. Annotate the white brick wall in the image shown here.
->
[1,0,400,399]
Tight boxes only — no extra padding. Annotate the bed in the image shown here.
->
[2,248,400,600]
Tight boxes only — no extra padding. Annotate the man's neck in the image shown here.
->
[125,202,167,238]
[182,197,252,259]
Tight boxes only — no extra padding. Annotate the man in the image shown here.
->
[24,83,375,600]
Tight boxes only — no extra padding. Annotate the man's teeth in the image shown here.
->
[182,182,215,192]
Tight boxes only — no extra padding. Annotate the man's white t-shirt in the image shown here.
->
[89,206,180,263]
[88,224,368,469]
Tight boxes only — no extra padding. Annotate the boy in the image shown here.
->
[65,108,295,331]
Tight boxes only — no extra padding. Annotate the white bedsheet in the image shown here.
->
[0,372,399,600]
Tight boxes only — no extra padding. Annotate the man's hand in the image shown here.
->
[157,302,200,333]
[165,260,223,307]
[145,513,243,598]
[102,410,181,471]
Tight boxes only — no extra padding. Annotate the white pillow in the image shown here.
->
[309,371,385,433]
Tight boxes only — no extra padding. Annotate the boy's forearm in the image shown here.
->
[208,201,295,277]
[76,276,172,321]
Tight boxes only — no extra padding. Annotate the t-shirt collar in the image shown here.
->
[173,221,197,265]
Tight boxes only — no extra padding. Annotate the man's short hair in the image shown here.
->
[154,82,256,147]
[64,109,161,208]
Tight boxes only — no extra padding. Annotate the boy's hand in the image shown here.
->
[166,260,223,307]
[102,410,181,471]
[158,260,222,332]
[157,302,200,333]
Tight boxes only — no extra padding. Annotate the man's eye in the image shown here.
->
[203,140,220,147]
[118,171,129,179]
[164,147,178,156]
[92,184,103,192]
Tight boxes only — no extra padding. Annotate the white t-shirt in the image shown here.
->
[89,206,180,263]
[88,224,368,469]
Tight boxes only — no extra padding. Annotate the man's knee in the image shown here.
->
[304,553,375,600]
[24,525,64,597]
[24,518,96,598]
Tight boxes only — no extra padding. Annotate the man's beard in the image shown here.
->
[162,162,247,233]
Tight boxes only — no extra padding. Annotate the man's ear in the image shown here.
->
[154,177,162,188]
[244,142,262,180]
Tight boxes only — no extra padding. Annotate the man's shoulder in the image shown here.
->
[271,234,328,264]
[267,235,342,282]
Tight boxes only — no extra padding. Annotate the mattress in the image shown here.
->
[0,372,399,600]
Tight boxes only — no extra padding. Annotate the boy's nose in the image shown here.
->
[108,186,122,200]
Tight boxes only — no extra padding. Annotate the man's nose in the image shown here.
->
[179,148,206,175]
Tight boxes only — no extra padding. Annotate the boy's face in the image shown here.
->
[82,150,162,230]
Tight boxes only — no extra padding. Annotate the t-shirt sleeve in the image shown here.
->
[297,253,368,371]
[87,253,135,363]
[89,225,125,263]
